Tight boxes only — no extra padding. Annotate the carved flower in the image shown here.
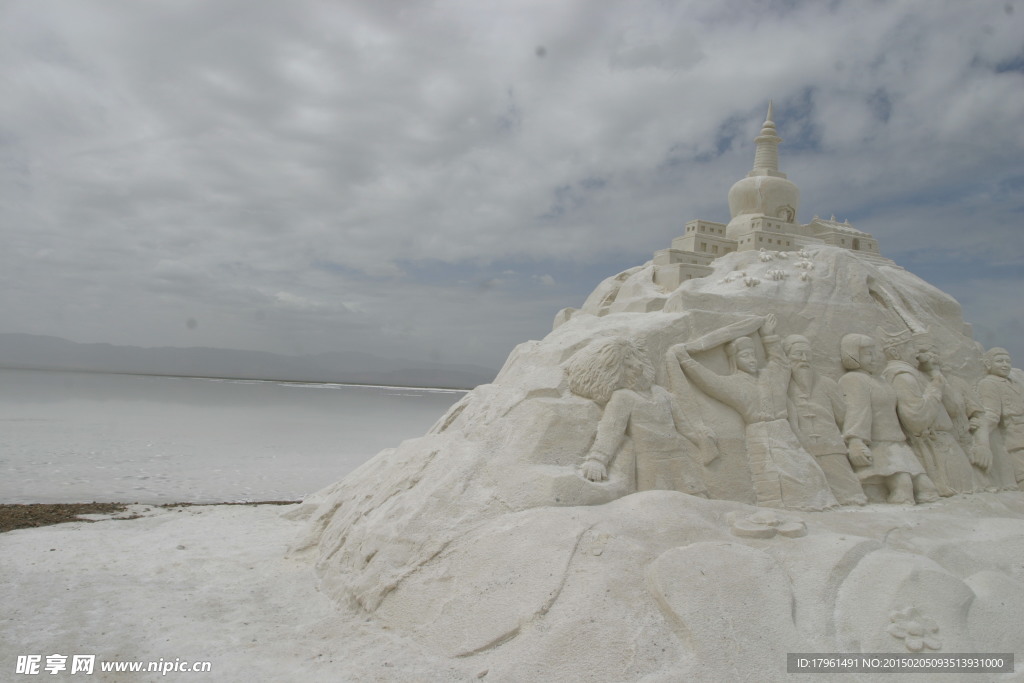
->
[887,607,941,652]
[719,271,748,285]
[743,276,761,288]
[766,269,787,281]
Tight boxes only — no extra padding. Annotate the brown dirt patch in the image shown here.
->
[0,500,299,534]
[0,502,131,533]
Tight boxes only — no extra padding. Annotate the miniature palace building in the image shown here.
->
[653,102,886,290]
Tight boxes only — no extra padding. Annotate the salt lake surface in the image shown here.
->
[0,368,465,504]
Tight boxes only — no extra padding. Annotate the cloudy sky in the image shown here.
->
[2,0,1022,371]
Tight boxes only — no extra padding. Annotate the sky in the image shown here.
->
[1,0,1022,371]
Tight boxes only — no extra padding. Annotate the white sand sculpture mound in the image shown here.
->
[292,106,1024,680]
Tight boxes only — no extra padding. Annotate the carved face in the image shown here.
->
[622,354,652,391]
[736,347,759,375]
[860,343,884,375]
[988,353,1012,378]
[787,341,812,368]
[915,343,937,371]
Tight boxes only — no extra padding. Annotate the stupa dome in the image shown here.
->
[727,174,800,222]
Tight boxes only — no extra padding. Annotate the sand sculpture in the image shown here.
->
[840,333,939,505]
[977,347,1024,489]
[670,314,838,511]
[881,330,978,497]
[292,105,1024,680]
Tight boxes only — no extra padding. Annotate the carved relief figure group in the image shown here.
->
[568,316,1023,510]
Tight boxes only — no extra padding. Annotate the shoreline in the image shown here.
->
[0,364,478,392]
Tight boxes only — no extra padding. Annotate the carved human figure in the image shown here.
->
[880,333,976,496]
[670,315,837,511]
[838,334,939,504]
[975,348,1024,489]
[566,337,713,497]
[783,334,867,505]
[942,371,983,450]
[942,372,995,491]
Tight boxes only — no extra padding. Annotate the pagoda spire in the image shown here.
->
[751,101,786,178]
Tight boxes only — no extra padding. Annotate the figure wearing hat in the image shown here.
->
[880,328,976,496]
[783,334,867,505]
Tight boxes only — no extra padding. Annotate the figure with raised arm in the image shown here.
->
[566,336,714,497]
[838,333,939,504]
[670,315,837,511]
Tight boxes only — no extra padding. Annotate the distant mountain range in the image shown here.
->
[0,333,497,390]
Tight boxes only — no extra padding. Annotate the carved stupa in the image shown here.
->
[651,103,883,291]
[725,100,801,236]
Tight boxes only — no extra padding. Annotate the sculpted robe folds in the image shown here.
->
[787,373,866,505]
[679,335,836,511]
[977,374,1024,486]
[945,375,983,452]
[883,361,976,495]
[839,370,925,482]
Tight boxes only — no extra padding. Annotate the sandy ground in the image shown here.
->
[0,504,480,682]
[5,498,1023,682]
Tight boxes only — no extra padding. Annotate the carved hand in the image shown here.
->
[970,443,992,471]
[699,427,720,465]
[761,313,777,336]
[847,438,872,468]
[581,458,607,482]
[670,343,691,362]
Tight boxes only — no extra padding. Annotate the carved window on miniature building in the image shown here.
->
[712,244,719,254]
[852,238,861,250]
